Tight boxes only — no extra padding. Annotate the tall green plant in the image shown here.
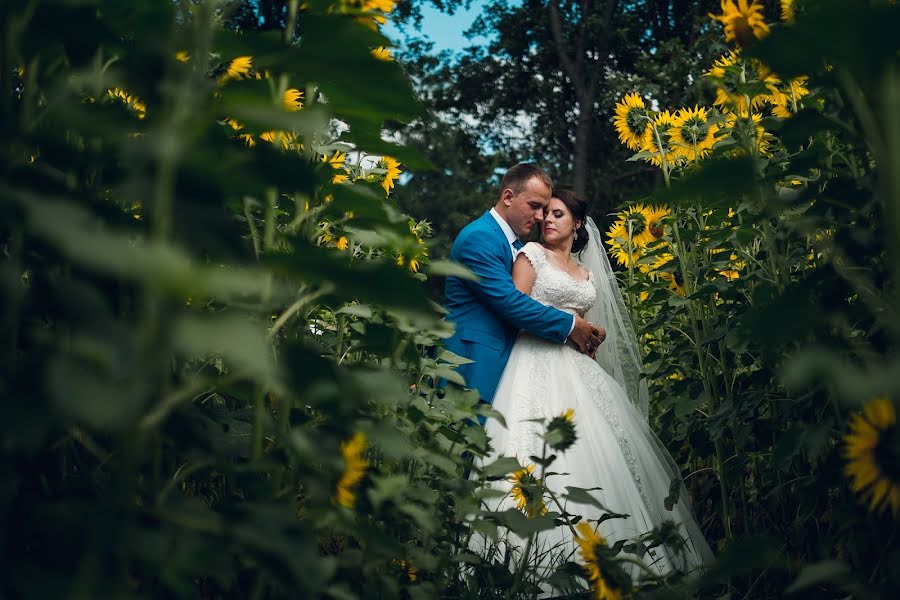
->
[608,0,900,596]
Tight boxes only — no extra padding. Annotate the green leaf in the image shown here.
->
[482,456,522,479]
[486,509,559,536]
[48,355,147,430]
[266,239,433,314]
[702,535,780,583]
[410,447,457,475]
[436,348,473,366]
[562,486,606,511]
[653,156,756,209]
[336,304,375,319]
[429,365,466,386]
[226,102,331,142]
[367,474,409,510]
[426,260,478,280]
[785,560,853,594]
[174,314,281,390]
[15,192,268,301]
[746,0,900,82]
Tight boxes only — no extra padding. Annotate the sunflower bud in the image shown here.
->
[545,408,577,452]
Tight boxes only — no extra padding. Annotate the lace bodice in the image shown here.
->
[519,242,596,316]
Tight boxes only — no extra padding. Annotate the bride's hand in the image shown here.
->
[588,326,607,358]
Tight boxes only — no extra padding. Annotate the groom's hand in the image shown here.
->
[569,316,606,356]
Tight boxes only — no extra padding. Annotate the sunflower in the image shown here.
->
[408,235,429,273]
[780,0,794,23]
[610,204,666,249]
[710,0,770,47]
[641,111,681,168]
[766,76,809,118]
[175,51,190,63]
[381,156,402,194]
[260,130,295,150]
[638,247,675,276]
[844,397,900,517]
[546,408,577,452]
[391,559,417,582]
[613,93,651,151]
[717,253,745,281]
[323,150,347,170]
[670,106,720,162]
[334,432,369,508]
[704,51,771,116]
[238,133,256,147]
[606,219,645,268]
[345,0,396,29]
[705,52,746,114]
[575,522,631,600]
[725,111,770,155]
[107,87,147,119]
[659,270,686,296]
[644,205,670,241]
[509,464,547,517]
[335,236,350,251]
[363,0,396,10]
[396,222,429,272]
[283,88,304,112]
[223,55,252,81]
[371,46,393,61]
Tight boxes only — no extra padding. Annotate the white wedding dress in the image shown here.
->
[477,241,712,583]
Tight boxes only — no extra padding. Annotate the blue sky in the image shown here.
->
[383,2,490,54]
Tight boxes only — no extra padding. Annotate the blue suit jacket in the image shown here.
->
[444,211,574,403]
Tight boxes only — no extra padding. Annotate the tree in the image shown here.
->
[392,0,724,221]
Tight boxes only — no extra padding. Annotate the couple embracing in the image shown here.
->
[444,164,712,578]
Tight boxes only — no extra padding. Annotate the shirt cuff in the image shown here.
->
[566,315,576,340]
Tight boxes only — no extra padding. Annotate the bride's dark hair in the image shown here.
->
[552,188,590,253]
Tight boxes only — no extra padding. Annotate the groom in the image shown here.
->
[444,163,605,407]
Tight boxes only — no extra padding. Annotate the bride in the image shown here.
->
[475,188,712,588]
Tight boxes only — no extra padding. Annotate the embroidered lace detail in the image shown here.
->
[514,336,553,463]
[517,242,648,505]
[576,353,651,508]
[519,242,595,316]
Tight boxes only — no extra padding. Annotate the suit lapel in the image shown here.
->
[481,211,513,270]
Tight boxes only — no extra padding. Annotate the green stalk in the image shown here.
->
[789,79,798,115]
[284,0,299,44]
[509,440,551,597]
[672,215,733,540]
[243,197,262,259]
[252,386,266,460]
[262,188,277,302]
[882,66,900,340]
[626,218,635,291]
[651,121,672,187]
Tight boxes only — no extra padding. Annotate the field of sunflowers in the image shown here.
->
[1,0,898,598]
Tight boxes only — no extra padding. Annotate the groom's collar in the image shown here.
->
[489,208,518,245]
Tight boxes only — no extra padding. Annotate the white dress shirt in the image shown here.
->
[489,207,520,259]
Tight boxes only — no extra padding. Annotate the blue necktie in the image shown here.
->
[512,239,524,251]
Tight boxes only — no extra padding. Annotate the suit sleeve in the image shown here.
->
[453,234,574,343]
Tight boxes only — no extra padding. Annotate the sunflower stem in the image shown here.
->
[652,122,672,188]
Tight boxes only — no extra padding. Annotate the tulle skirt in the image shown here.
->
[473,333,713,583]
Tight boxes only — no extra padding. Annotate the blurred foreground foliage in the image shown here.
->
[0,1,719,598]
[0,0,475,597]
[3,0,899,598]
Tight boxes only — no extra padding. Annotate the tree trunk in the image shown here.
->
[573,97,592,196]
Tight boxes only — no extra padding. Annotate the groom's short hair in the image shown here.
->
[501,163,553,195]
